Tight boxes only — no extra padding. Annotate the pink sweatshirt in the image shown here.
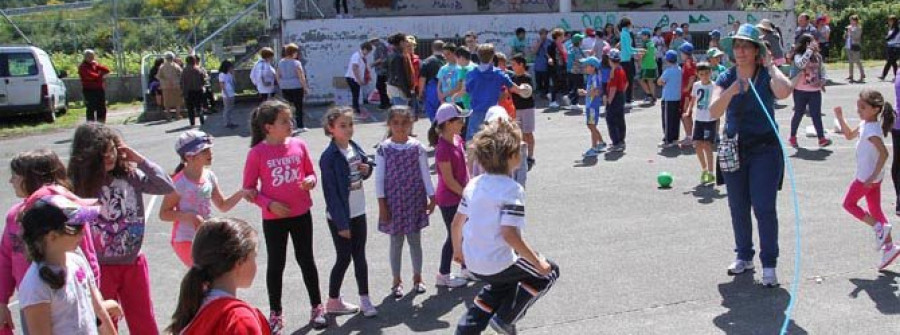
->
[243,138,317,220]
[0,200,101,305]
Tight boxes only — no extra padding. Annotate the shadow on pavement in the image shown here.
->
[574,156,598,167]
[604,151,624,161]
[849,270,900,315]
[292,285,480,334]
[789,148,833,161]
[713,273,808,334]
[684,185,727,205]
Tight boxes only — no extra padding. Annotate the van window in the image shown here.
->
[7,53,38,77]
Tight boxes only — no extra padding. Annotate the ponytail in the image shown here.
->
[428,122,440,147]
[250,99,292,147]
[882,102,896,136]
[167,267,211,334]
[38,265,67,290]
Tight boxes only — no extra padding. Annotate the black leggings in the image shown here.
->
[263,212,322,311]
[439,205,457,275]
[335,0,348,14]
[346,77,361,113]
[882,46,900,79]
[892,130,900,202]
[83,88,107,123]
[282,88,306,128]
[327,215,369,299]
[185,89,206,126]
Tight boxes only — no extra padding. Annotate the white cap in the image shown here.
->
[485,106,510,124]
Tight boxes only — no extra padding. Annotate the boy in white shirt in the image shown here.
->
[690,62,718,184]
[452,118,559,335]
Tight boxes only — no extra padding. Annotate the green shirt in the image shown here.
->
[641,40,657,70]
[457,63,476,109]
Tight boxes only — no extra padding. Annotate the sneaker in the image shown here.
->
[269,311,284,335]
[727,259,754,275]
[788,136,798,148]
[310,305,327,329]
[548,101,560,109]
[583,148,599,157]
[875,223,893,250]
[414,281,427,294]
[435,273,468,288]
[359,295,378,317]
[526,157,536,171]
[679,137,693,147]
[761,268,779,287]
[701,171,710,184]
[489,315,518,335]
[461,268,479,281]
[879,244,900,270]
[707,172,716,184]
[326,296,359,315]
[658,141,676,149]
[818,137,833,147]
[594,142,608,152]
[391,284,404,298]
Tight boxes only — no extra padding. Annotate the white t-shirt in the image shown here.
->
[341,145,366,218]
[18,252,99,335]
[173,170,218,242]
[856,121,886,182]
[218,72,236,98]
[582,37,596,54]
[458,174,527,276]
[691,82,716,122]
[345,51,366,81]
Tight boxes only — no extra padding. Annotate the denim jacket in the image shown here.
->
[320,140,374,231]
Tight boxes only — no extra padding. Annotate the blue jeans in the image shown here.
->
[391,96,408,107]
[466,108,487,141]
[605,93,626,145]
[723,141,783,268]
[789,90,824,139]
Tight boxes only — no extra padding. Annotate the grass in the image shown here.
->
[823,59,884,71]
[0,101,142,138]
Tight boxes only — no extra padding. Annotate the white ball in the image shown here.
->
[518,84,533,99]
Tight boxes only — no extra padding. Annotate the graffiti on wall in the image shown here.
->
[573,0,739,11]
[343,0,738,16]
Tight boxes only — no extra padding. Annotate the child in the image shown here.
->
[437,43,460,105]
[893,76,900,215]
[18,196,116,335]
[670,28,685,55]
[452,119,559,334]
[464,43,527,140]
[453,47,476,110]
[242,100,326,332]
[690,63,717,184]
[657,50,683,148]
[706,48,728,79]
[577,56,608,157]
[68,122,175,335]
[788,34,832,148]
[160,130,246,267]
[565,34,586,108]
[376,106,436,298]
[604,48,628,152]
[1,150,102,335]
[834,90,900,270]
[638,29,658,105]
[166,218,269,335]
[494,52,517,119]
[428,103,473,288]
[679,43,697,147]
[510,54,537,169]
[469,107,530,187]
[218,60,238,128]
[319,107,378,317]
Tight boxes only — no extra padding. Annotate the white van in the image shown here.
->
[0,45,68,122]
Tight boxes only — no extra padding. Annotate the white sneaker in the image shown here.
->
[548,101,560,108]
[489,315,517,335]
[435,273,468,288]
[727,259,754,275]
[874,223,892,250]
[461,268,480,281]
[326,296,359,315]
[359,295,378,317]
[879,244,900,270]
[761,268,779,287]
[310,304,327,329]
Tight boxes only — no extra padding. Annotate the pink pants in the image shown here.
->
[171,241,193,267]
[99,254,159,335]
[842,180,888,224]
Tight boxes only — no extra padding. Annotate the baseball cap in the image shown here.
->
[640,29,652,37]
[571,33,584,44]
[585,28,595,36]
[608,48,621,62]
[675,28,684,36]
[22,195,100,239]
[678,42,694,55]
[707,47,725,59]
[579,56,602,69]
[485,106,510,124]
[175,130,214,157]
[665,50,679,63]
[709,30,722,39]
[435,103,471,125]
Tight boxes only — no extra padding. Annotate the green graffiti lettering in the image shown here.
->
[728,14,736,24]
[559,18,571,31]
[746,14,758,24]
[656,14,669,28]
[582,14,593,29]
[594,16,603,30]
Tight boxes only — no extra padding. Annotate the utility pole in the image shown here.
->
[112,0,123,76]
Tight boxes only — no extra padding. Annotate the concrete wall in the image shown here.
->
[62,69,256,104]
[282,11,793,104]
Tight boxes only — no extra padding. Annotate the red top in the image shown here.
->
[681,59,697,99]
[78,61,110,90]
[663,31,675,48]
[608,66,628,93]
[499,87,516,119]
[181,297,271,335]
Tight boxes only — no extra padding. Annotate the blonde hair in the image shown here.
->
[406,35,417,46]
[284,43,299,57]
[469,119,522,174]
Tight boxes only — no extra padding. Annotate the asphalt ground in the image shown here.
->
[1,71,899,334]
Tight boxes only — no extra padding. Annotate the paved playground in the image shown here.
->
[1,75,899,334]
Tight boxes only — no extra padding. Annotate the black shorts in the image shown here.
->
[693,120,717,142]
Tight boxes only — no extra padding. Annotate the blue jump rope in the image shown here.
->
[745,78,802,335]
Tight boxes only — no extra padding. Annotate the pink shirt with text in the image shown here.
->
[243,138,317,219]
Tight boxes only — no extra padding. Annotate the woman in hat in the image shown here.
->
[710,23,793,288]
[756,19,785,66]
[845,15,865,83]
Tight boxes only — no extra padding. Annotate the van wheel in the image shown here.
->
[43,97,57,123]
[58,97,68,115]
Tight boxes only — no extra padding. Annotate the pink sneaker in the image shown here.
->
[310,304,327,329]
[268,311,284,335]
[788,136,798,148]
[326,296,359,315]
[880,244,900,270]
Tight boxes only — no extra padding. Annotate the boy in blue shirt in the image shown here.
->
[657,50,683,148]
[464,43,527,140]
[577,56,607,157]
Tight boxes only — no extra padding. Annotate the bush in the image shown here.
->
[828,2,900,61]
[52,51,222,77]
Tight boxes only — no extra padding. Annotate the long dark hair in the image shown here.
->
[11,149,71,195]
[69,123,132,198]
[21,200,74,290]
[250,99,293,147]
[167,217,257,334]
[218,60,233,74]
[793,34,815,56]
[322,106,354,136]
[859,89,896,136]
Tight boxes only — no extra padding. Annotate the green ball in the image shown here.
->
[657,171,673,188]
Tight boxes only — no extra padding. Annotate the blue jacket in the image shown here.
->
[320,140,374,231]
